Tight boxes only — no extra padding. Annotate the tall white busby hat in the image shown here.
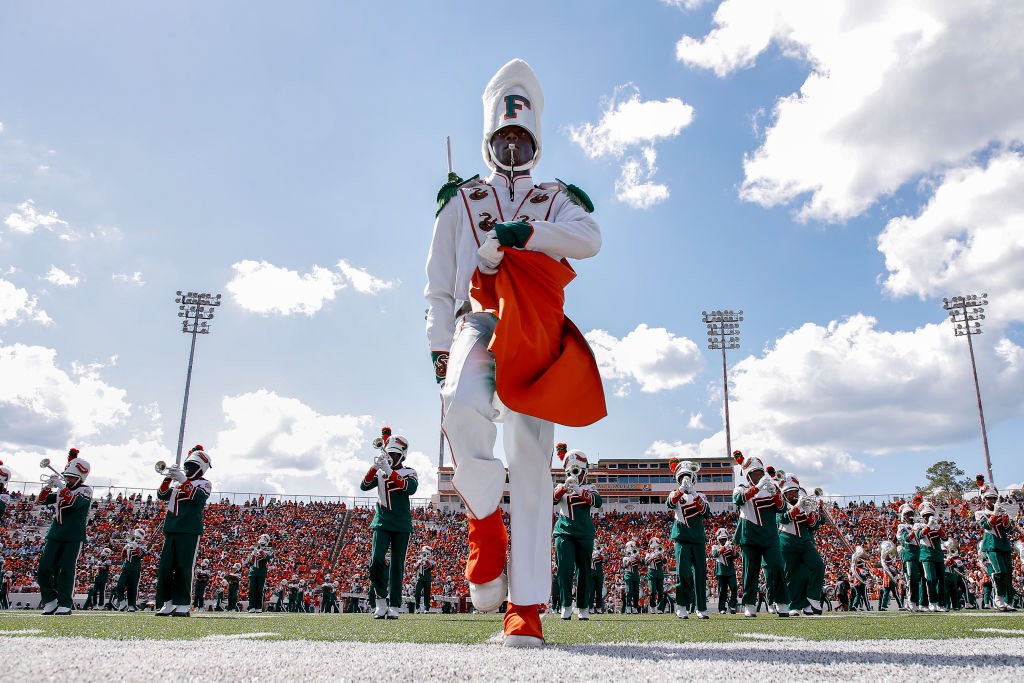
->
[482,58,544,172]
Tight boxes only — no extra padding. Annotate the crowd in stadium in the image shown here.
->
[2,483,1021,612]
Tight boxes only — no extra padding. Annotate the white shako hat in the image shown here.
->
[482,58,544,173]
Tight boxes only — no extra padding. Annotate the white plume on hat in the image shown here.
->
[482,58,544,172]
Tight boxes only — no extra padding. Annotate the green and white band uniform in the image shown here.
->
[897,505,925,608]
[622,546,641,613]
[193,566,211,608]
[414,555,435,612]
[360,435,417,614]
[247,546,272,612]
[553,480,601,612]
[711,539,739,612]
[733,479,789,611]
[777,501,825,613]
[667,488,709,615]
[155,446,213,614]
[975,501,1017,609]
[36,455,93,613]
[915,506,946,609]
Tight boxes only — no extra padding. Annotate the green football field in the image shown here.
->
[2,610,1024,644]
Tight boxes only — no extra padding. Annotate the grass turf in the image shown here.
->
[1,611,1023,644]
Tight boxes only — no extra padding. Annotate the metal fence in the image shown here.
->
[6,481,434,509]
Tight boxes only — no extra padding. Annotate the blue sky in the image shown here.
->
[1,0,1022,499]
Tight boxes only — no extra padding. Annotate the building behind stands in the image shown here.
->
[433,456,736,514]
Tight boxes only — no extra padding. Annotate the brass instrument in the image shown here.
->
[38,458,66,487]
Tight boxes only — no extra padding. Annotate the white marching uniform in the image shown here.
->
[425,172,600,605]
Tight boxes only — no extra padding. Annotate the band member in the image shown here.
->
[590,544,605,614]
[0,460,11,524]
[644,538,667,614]
[225,563,242,611]
[777,475,825,615]
[974,477,1017,612]
[978,549,994,609]
[414,546,435,613]
[878,541,904,611]
[710,529,738,614]
[0,570,10,609]
[897,500,924,611]
[666,459,709,619]
[287,575,301,612]
[425,58,604,647]
[272,579,286,612]
[36,450,92,615]
[155,445,213,617]
[622,540,641,614]
[113,528,148,611]
[553,447,601,620]
[247,534,272,613]
[731,451,789,617]
[916,501,947,611]
[193,559,211,610]
[850,547,871,611]
[90,548,112,609]
[360,434,417,620]
[320,575,339,613]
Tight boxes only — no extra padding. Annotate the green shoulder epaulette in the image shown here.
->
[436,173,481,217]
[556,178,595,213]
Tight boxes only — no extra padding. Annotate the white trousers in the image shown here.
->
[441,312,554,606]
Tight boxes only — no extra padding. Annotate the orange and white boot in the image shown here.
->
[503,603,544,647]
[466,508,508,612]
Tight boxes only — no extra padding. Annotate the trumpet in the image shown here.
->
[154,460,169,475]
[39,458,66,487]
[372,436,385,449]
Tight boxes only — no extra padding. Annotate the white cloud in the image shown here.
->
[646,439,703,460]
[677,0,1024,221]
[336,259,397,294]
[687,411,708,430]
[661,0,712,8]
[0,278,52,325]
[44,266,80,288]
[208,390,436,499]
[112,272,144,286]
[227,259,397,316]
[0,342,131,447]
[878,151,1024,320]
[585,323,704,395]
[3,199,69,234]
[615,147,671,209]
[569,84,695,208]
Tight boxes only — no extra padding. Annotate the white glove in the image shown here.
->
[166,466,187,484]
[375,453,392,477]
[476,234,504,275]
[565,480,581,496]
[47,474,64,489]
[759,479,777,495]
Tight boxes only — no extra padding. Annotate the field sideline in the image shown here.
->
[3,611,1024,681]
[2,610,1024,643]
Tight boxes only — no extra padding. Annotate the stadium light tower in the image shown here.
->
[942,293,993,484]
[174,291,222,466]
[702,309,743,459]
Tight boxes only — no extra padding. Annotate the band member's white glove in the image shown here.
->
[166,466,187,483]
[477,234,504,275]
[565,480,581,496]
[759,479,777,495]
[375,453,392,477]
[47,474,64,489]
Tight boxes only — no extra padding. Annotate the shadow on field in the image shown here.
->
[548,643,1024,668]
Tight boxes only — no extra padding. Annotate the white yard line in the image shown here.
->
[1,636,1023,682]
[0,629,43,635]
[975,628,1024,636]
